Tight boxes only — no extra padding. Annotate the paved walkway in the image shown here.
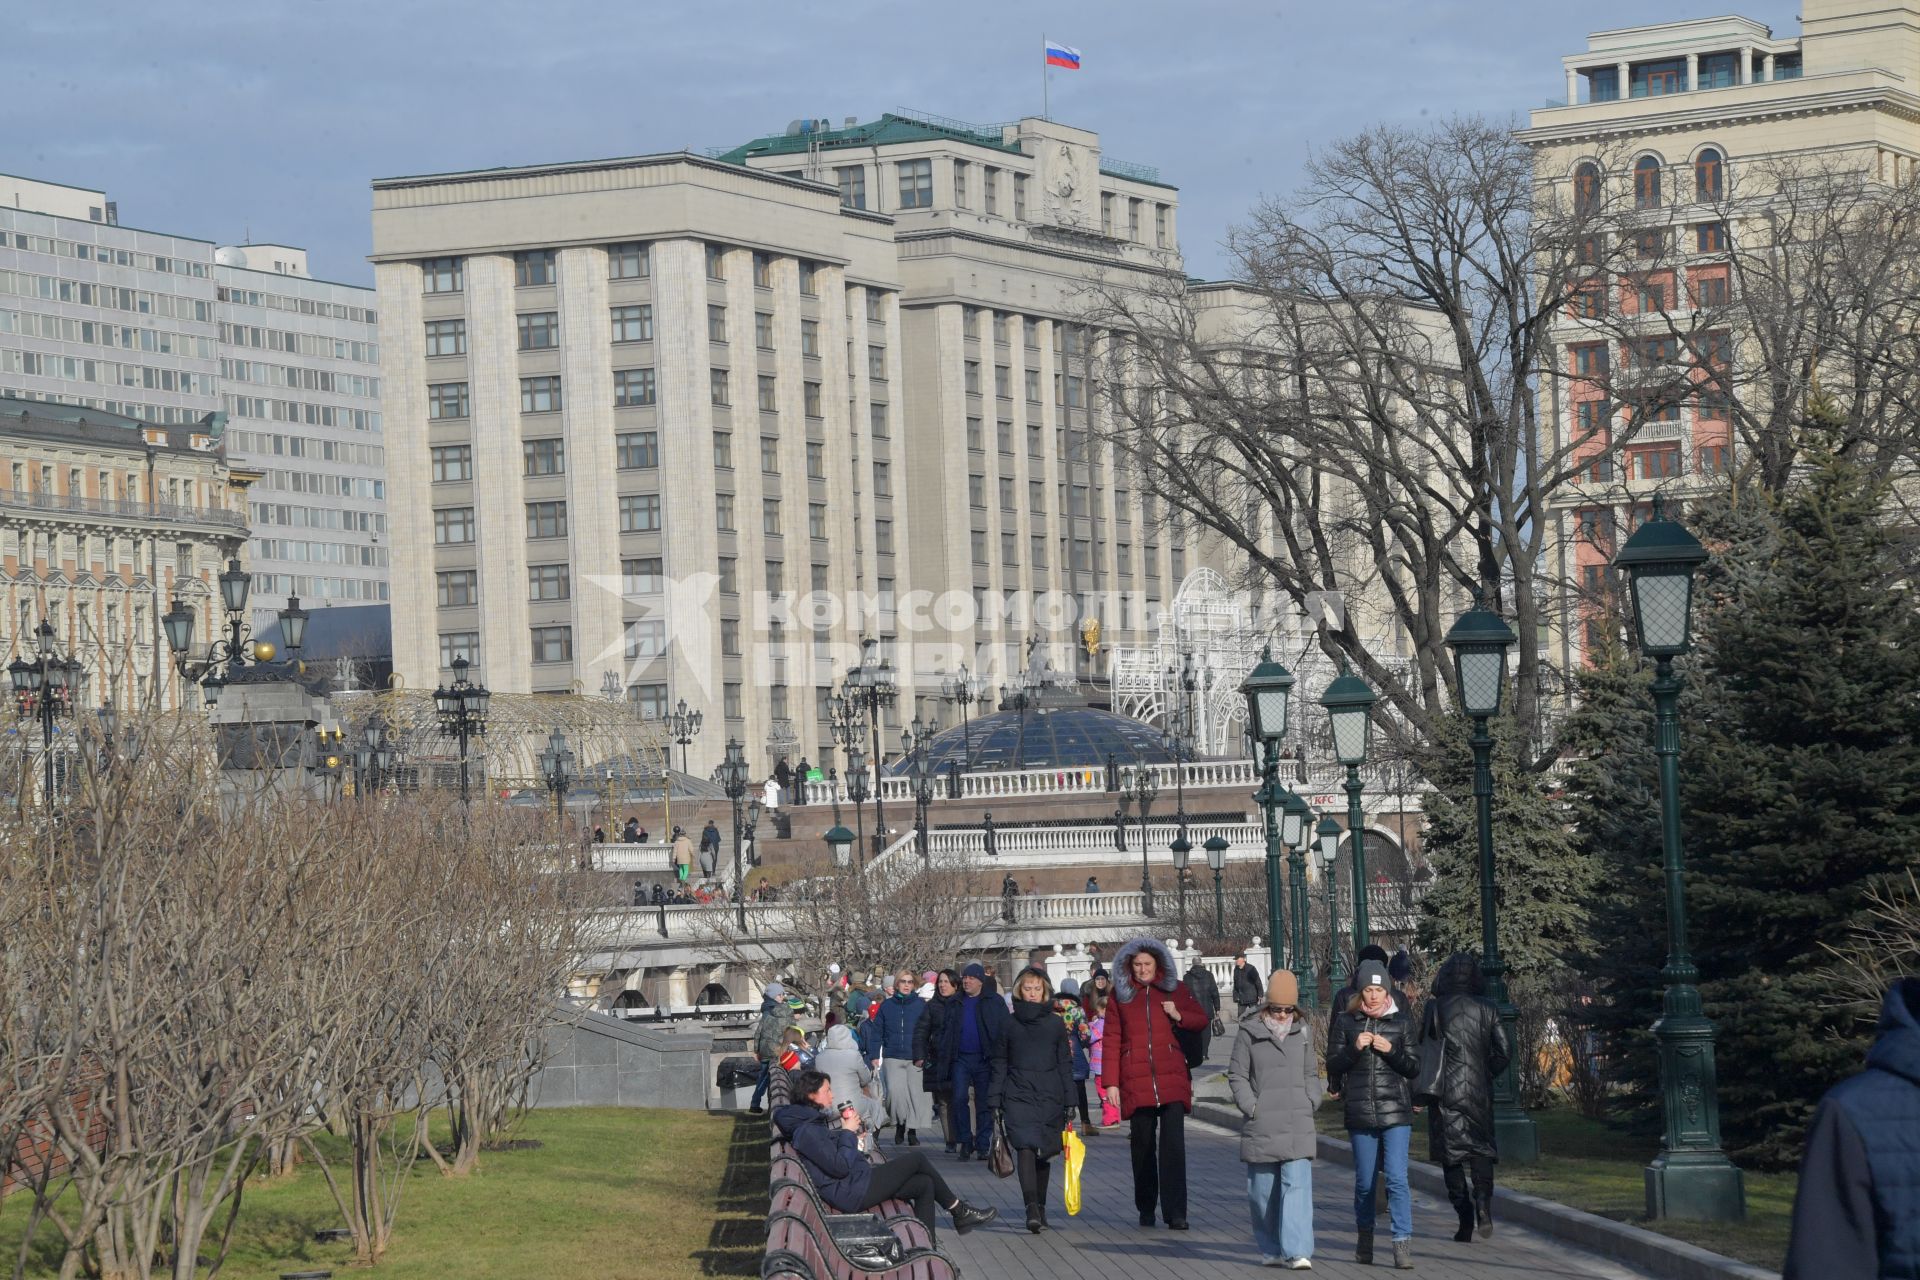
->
[914,1054,1656,1280]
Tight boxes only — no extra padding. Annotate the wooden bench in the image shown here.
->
[763,1183,958,1280]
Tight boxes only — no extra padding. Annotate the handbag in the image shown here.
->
[987,1115,1016,1178]
[1211,1015,1226,1038]
[1061,1126,1086,1216]
[1411,1001,1447,1105]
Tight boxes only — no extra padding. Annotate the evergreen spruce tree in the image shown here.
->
[1683,422,1920,1166]
[1416,711,1595,984]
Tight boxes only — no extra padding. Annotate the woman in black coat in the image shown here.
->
[914,969,962,1153]
[1420,952,1511,1242]
[990,967,1074,1234]
[1325,959,1420,1268]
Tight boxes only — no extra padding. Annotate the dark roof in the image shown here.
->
[253,604,390,661]
[0,396,227,456]
[887,705,1192,774]
[714,113,1023,167]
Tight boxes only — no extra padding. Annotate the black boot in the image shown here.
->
[1026,1203,1044,1233]
[1355,1227,1373,1264]
[1472,1160,1495,1238]
[907,1129,920,1146]
[1444,1165,1474,1242]
[950,1201,996,1234]
[1037,1160,1052,1228]
[894,1123,906,1146]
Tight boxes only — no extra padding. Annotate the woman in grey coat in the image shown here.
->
[815,1023,884,1129]
[1228,970,1323,1269]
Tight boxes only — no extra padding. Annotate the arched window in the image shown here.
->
[1573,162,1601,214]
[1635,156,1663,209]
[1695,148,1725,201]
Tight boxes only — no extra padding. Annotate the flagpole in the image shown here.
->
[1042,33,1050,120]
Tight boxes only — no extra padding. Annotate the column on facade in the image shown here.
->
[1740,47,1754,84]
[1764,53,1776,81]
[1566,66,1580,103]
[1616,61,1631,96]
[1686,52,1699,91]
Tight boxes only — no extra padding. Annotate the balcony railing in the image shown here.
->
[0,487,246,531]
[801,756,1410,807]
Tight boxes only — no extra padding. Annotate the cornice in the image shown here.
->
[1517,84,1920,147]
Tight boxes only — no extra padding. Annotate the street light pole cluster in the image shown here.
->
[9,620,81,803]
[539,729,575,826]
[161,561,310,706]
[666,698,703,775]
[718,738,760,928]
[901,716,939,860]
[432,656,490,804]
[839,638,898,861]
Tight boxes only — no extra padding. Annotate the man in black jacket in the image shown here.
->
[1184,959,1222,1063]
[1231,952,1263,1019]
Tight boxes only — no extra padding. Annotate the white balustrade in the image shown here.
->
[584,842,675,872]
[798,755,1416,808]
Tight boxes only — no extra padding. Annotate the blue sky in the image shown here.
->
[6,0,1803,285]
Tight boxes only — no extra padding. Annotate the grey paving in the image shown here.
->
[913,1052,1655,1280]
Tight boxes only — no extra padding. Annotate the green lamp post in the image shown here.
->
[1613,499,1746,1222]
[1240,646,1295,975]
[1443,591,1539,1163]
[1280,788,1314,1008]
[824,823,856,869]
[1317,814,1348,989]
[1321,662,1378,949]
[1204,834,1230,938]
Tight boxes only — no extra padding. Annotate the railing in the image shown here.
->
[582,842,675,872]
[800,758,1263,806]
[926,820,1265,866]
[1100,157,1162,185]
[0,487,247,531]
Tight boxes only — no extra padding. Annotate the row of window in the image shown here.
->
[0,268,211,322]
[1573,149,1725,213]
[4,229,211,277]
[215,284,378,326]
[430,494,885,546]
[1,308,217,359]
[964,528,1176,577]
[421,242,856,300]
[830,157,1172,246]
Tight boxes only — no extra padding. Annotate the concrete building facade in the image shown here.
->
[1519,0,1920,670]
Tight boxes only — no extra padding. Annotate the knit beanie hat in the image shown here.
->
[1266,971,1299,1007]
[765,981,785,1000]
[1389,949,1413,983]
[962,962,986,981]
[1356,959,1390,991]
[1059,978,1081,997]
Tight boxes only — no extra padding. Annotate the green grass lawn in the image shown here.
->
[0,1108,764,1280]
[1310,1101,1794,1271]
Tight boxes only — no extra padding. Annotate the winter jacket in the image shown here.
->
[1100,937,1209,1119]
[1419,955,1510,1165]
[989,999,1074,1157]
[857,1016,883,1065]
[1786,977,1920,1280]
[1088,1016,1106,1085]
[1232,962,1265,1010]
[700,823,722,852]
[936,988,1009,1065]
[773,1103,871,1211]
[1057,1002,1091,1081]
[670,835,694,869]
[915,991,958,1091]
[1326,999,1419,1131]
[814,1025,878,1124]
[752,998,786,1062]
[874,992,925,1061]
[1185,965,1222,1019]
[1229,1011,1324,1164]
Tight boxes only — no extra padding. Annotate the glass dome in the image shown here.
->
[888,706,1193,774]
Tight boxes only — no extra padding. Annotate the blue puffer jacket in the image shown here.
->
[874,993,925,1061]
[1786,977,1920,1280]
[773,1103,871,1212]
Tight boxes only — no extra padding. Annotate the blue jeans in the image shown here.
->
[749,1060,770,1110]
[1349,1126,1413,1241]
[950,1053,993,1153]
[1247,1159,1314,1260]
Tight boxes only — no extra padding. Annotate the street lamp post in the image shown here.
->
[431,656,490,805]
[9,620,80,806]
[1281,789,1314,1008]
[719,737,750,929]
[1170,829,1193,945]
[903,719,937,861]
[824,823,856,869]
[1240,646,1295,983]
[1317,815,1348,990]
[667,698,703,775]
[939,665,981,762]
[1204,834,1229,938]
[845,745,870,869]
[1321,663,1378,950]
[1444,592,1538,1163]
[1126,762,1159,915]
[1613,500,1746,1221]
[539,729,575,829]
[161,567,310,707]
[841,638,898,861]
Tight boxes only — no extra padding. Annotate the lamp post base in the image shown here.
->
[1645,1153,1746,1222]
[1494,1109,1540,1165]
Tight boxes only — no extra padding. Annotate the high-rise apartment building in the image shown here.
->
[1520,0,1920,670]
[0,174,385,627]
[373,114,1216,777]
[372,153,904,774]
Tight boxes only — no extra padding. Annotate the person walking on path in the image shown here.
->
[1785,976,1920,1280]
[875,970,934,1147]
[1232,952,1264,1021]
[1230,970,1323,1269]
[670,826,694,883]
[1328,944,1410,1046]
[915,969,962,1152]
[774,1070,996,1243]
[1103,936,1210,1230]
[698,818,722,870]
[748,980,788,1115]
[1421,952,1510,1243]
[991,968,1076,1233]
[1185,957,1223,1063]
[815,1023,884,1129]
[1056,979,1094,1132]
[939,962,1009,1160]
[1327,958,1420,1269]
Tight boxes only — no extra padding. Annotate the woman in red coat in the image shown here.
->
[1100,936,1209,1230]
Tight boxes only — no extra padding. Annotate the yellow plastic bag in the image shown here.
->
[1062,1125,1086,1216]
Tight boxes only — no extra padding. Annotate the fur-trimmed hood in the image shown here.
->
[1111,936,1181,1003]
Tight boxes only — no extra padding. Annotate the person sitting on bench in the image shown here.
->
[774,1069,997,1242]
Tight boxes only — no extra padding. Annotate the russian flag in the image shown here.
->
[1046,41,1081,70]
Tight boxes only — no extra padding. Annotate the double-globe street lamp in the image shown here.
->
[9,620,81,805]
[1443,591,1538,1162]
[1241,646,1296,977]
[1321,663,1378,950]
[718,737,752,929]
[431,656,491,805]
[1613,500,1746,1222]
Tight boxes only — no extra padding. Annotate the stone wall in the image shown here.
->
[528,1002,711,1109]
